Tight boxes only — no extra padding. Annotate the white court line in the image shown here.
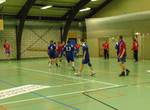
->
[0,84,50,100]
[0,85,121,106]
[50,81,90,88]
[19,67,120,86]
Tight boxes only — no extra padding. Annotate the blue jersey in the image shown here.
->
[82,43,89,59]
[48,44,56,55]
[64,44,74,56]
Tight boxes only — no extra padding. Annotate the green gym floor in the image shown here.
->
[0,58,150,110]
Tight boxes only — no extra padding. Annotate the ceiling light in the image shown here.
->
[91,0,97,1]
[147,70,150,73]
[80,7,91,12]
[41,5,52,10]
[0,0,6,4]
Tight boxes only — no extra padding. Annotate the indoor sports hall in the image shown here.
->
[0,0,150,110]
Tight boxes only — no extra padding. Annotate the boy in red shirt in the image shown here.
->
[3,40,11,59]
[75,43,80,57]
[56,42,64,57]
[118,36,130,77]
[132,36,139,62]
[102,40,109,60]
[56,41,65,62]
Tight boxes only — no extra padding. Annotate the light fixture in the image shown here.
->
[0,0,6,4]
[79,7,91,12]
[147,70,150,73]
[91,0,97,1]
[41,5,52,10]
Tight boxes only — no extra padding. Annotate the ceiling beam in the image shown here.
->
[26,16,83,21]
[85,0,113,18]
[26,16,65,21]
[16,0,36,60]
[62,10,71,19]
[62,0,91,42]
[17,0,36,18]
[3,14,83,21]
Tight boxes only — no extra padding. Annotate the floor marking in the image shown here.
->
[0,85,120,106]
[0,80,80,110]
[50,81,90,88]
[83,92,119,110]
[19,67,120,86]
[0,84,50,100]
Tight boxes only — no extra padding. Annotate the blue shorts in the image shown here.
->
[66,55,74,62]
[55,52,60,58]
[118,56,126,64]
[56,52,61,58]
[48,53,56,59]
[82,58,92,67]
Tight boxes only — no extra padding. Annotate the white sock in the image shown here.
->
[72,62,75,67]
[124,70,127,75]
[48,63,51,67]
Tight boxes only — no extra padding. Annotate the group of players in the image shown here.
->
[102,35,138,77]
[47,39,96,76]
[48,35,139,77]
[3,35,139,77]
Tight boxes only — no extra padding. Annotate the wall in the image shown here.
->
[86,0,150,59]
[21,26,60,58]
[141,36,150,59]
[93,0,150,18]
[0,21,16,60]
[21,20,82,58]
[87,38,99,57]
[86,11,150,59]
[0,19,83,59]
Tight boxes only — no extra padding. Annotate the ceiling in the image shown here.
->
[0,0,106,20]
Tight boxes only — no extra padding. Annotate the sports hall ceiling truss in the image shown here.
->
[0,0,112,21]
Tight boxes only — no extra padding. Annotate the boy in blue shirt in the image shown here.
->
[63,40,75,71]
[75,39,95,76]
[48,41,58,67]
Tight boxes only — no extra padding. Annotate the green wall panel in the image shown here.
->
[93,0,150,17]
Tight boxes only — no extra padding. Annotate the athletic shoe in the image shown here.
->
[56,63,60,67]
[119,71,125,77]
[90,72,96,76]
[126,69,130,76]
[74,72,81,76]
